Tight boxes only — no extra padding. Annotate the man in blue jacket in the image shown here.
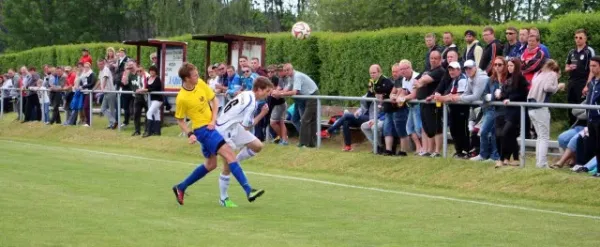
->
[586,56,600,177]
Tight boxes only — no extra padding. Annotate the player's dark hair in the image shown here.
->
[148,66,159,74]
[590,56,600,65]
[253,76,274,90]
[178,63,197,81]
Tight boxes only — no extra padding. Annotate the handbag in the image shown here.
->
[571,100,588,121]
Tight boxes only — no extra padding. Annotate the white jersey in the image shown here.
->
[216,91,257,131]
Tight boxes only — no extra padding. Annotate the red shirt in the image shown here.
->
[66,72,76,87]
[79,55,93,65]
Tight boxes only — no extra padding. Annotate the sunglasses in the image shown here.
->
[506,32,515,35]
[494,63,504,67]
[575,36,585,40]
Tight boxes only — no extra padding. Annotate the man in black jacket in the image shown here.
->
[480,26,503,76]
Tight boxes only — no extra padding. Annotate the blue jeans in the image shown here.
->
[42,102,50,123]
[383,109,409,138]
[328,113,369,145]
[406,106,422,137]
[585,157,598,171]
[479,111,500,160]
[292,99,306,134]
[558,126,584,150]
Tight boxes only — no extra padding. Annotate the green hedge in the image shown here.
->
[1,13,598,104]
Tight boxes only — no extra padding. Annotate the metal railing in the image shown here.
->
[2,87,599,168]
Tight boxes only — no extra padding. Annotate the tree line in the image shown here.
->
[0,0,597,53]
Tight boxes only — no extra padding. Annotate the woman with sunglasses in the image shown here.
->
[494,58,529,167]
[527,59,565,168]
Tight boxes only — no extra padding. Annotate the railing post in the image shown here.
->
[520,105,526,168]
[442,103,448,158]
[1,89,4,119]
[117,92,121,132]
[316,97,322,149]
[372,99,378,154]
[19,89,23,121]
[89,90,93,127]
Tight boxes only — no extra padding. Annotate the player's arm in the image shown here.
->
[251,104,269,128]
[209,96,219,127]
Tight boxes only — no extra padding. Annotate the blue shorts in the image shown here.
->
[194,126,227,158]
[383,108,409,138]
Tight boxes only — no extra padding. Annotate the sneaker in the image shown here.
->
[272,136,281,144]
[320,130,331,139]
[342,145,352,152]
[592,173,600,178]
[297,144,306,148]
[470,155,485,161]
[219,198,239,208]
[248,189,265,202]
[172,186,185,205]
[396,151,408,156]
[570,165,582,172]
[575,166,589,173]
[452,152,466,159]
[430,153,441,158]
[83,124,90,127]
[279,140,289,146]
[121,123,128,128]
[419,152,431,157]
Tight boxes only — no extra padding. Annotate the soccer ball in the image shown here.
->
[291,22,311,40]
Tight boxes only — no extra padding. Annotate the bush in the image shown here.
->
[1,12,598,110]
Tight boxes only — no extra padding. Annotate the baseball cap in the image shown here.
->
[464,30,476,37]
[463,60,477,68]
[448,61,461,70]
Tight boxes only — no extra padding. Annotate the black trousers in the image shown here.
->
[24,94,40,122]
[49,92,62,124]
[133,97,147,132]
[496,116,520,161]
[449,105,470,154]
[122,94,133,125]
[299,94,318,147]
[587,121,600,169]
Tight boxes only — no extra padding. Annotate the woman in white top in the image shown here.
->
[527,59,565,168]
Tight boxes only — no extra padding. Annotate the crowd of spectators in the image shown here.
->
[0,48,164,137]
[2,26,600,177]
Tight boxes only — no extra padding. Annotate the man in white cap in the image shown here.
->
[435,61,470,158]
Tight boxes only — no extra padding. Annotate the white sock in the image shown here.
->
[219,174,230,201]
[236,147,256,162]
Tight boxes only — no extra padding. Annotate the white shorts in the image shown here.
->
[217,124,257,150]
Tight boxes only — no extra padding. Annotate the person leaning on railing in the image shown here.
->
[136,65,163,137]
[527,59,565,169]
[495,58,529,167]
[585,56,600,177]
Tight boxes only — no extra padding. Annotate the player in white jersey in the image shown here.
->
[216,76,274,207]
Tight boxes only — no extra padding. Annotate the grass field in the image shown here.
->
[1,113,599,246]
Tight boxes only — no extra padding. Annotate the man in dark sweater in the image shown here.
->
[441,32,459,67]
[480,26,503,76]
[424,33,443,72]
[585,56,600,177]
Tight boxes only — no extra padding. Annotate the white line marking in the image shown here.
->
[2,139,600,220]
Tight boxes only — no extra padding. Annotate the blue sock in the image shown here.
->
[177,164,209,191]
[229,162,252,195]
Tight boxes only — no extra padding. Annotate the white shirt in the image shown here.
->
[216,91,257,131]
[208,76,224,108]
[100,66,114,91]
[402,71,420,94]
